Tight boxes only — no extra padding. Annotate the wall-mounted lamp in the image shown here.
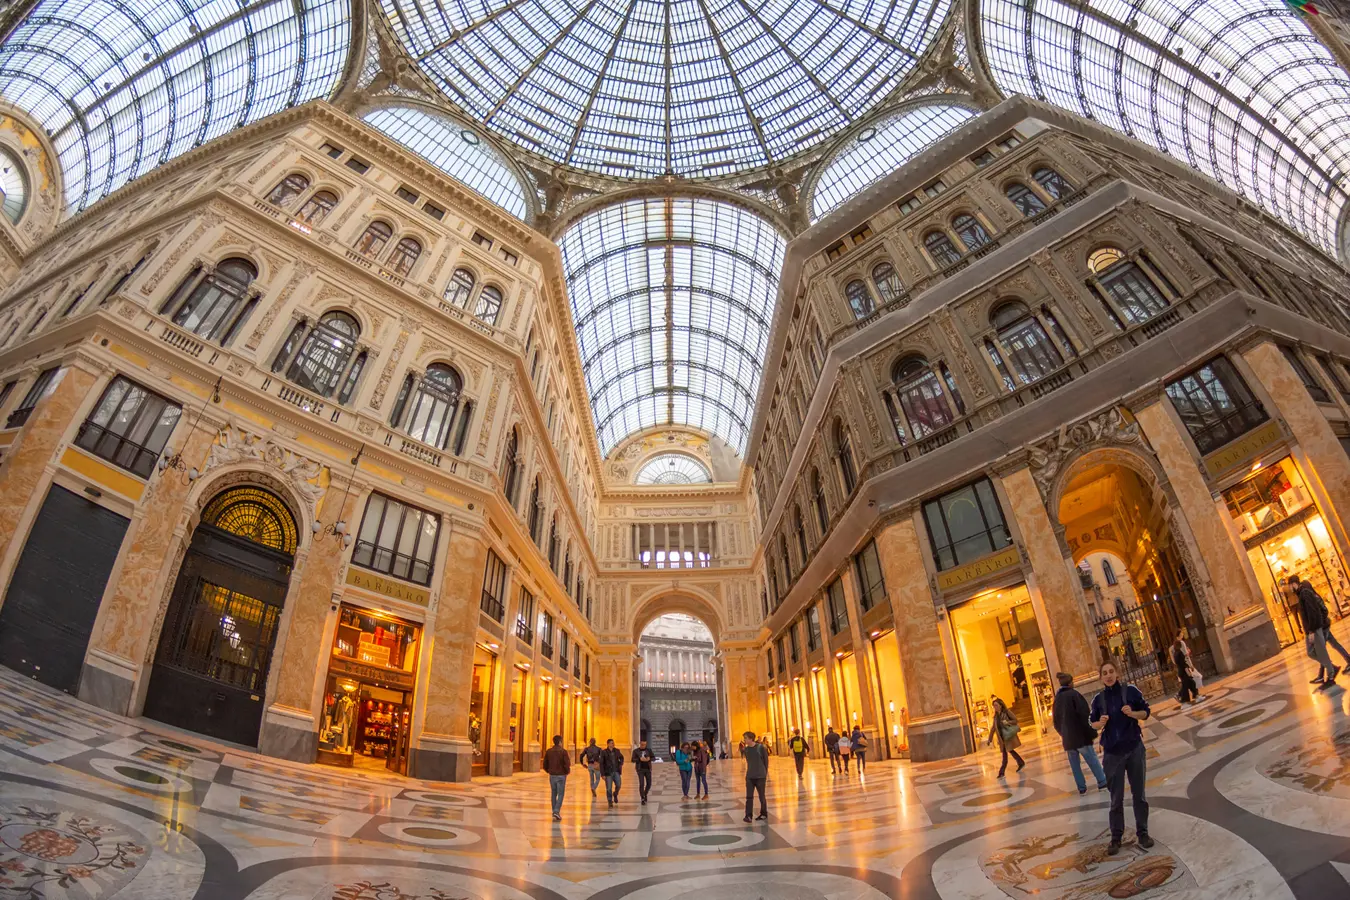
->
[158,376,222,483]
[314,445,364,547]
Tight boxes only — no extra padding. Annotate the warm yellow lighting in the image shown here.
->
[1251,460,1263,472]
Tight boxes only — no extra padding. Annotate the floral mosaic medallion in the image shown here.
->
[0,803,147,897]
[324,883,485,900]
[980,826,1195,899]
[1261,725,1350,798]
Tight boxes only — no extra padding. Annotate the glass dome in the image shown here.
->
[635,453,713,484]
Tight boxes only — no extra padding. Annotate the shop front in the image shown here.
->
[318,604,421,774]
[866,629,909,758]
[949,585,1052,746]
[469,645,496,776]
[510,662,529,771]
[1224,456,1350,646]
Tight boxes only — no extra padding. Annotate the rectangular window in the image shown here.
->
[320,142,344,159]
[1164,356,1269,455]
[923,179,947,198]
[898,196,921,216]
[422,202,445,221]
[805,606,822,651]
[850,224,873,244]
[559,631,570,668]
[788,624,800,662]
[479,549,507,621]
[996,135,1021,151]
[500,248,519,266]
[516,586,534,643]
[853,539,886,612]
[971,150,996,167]
[75,376,182,477]
[775,636,786,672]
[351,493,441,586]
[826,241,847,261]
[344,157,370,174]
[826,577,849,634]
[540,611,554,657]
[1316,354,1350,400]
[922,477,1012,571]
[6,366,59,428]
[1281,345,1331,403]
[0,380,15,411]
[472,231,493,250]
[396,186,419,204]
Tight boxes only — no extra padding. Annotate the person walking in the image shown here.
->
[837,729,852,773]
[1171,634,1204,704]
[741,731,769,822]
[580,737,603,798]
[1051,672,1107,794]
[675,741,694,799]
[788,728,810,778]
[1090,661,1154,855]
[986,696,1025,778]
[543,735,571,822]
[1291,575,1341,689]
[849,726,868,774]
[823,726,841,772]
[692,740,711,798]
[599,738,624,806]
[631,739,655,805]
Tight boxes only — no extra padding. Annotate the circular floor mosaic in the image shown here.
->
[0,801,150,898]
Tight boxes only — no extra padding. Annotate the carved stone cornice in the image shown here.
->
[1025,406,1145,503]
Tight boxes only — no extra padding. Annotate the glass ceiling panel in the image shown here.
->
[381,0,951,178]
[0,0,350,211]
[560,196,785,456]
[363,106,530,220]
[980,0,1350,253]
[812,104,977,220]
[635,452,713,484]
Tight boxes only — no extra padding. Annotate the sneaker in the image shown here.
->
[1138,833,1155,850]
[1096,783,1108,791]
[1311,677,1326,684]
[1194,695,1207,702]
[1107,841,1121,856]
[755,814,767,821]
[743,816,752,823]
[552,813,562,821]
[1331,665,1342,681]
[1078,788,1087,795]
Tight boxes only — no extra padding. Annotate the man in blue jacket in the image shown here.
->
[1090,660,1154,855]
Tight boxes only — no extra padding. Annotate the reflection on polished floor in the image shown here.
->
[3,628,1350,899]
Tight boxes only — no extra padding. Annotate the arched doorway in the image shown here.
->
[143,486,298,746]
[667,718,685,750]
[637,612,720,758]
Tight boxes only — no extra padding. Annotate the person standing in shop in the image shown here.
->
[850,725,869,774]
[599,738,624,807]
[741,731,770,823]
[824,726,841,772]
[543,735,571,822]
[788,728,810,778]
[1090,661,1154,855]
[1052,672,1107,794]
[631,739,655,805]
[580,737,603,798]
[1291,575,1341,688]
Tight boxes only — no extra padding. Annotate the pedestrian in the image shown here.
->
[1090,661,1154,855]
[675,741,694,799]
[1051,672,1107,795]
[580,737,603,798]
[837,729,852,773]
[543,734,571,822]
[630,739,654,805]
[1291,575,1341,689]
[1171,633,1204,704]
[788,728,810,778]
[692,740,711,798]
[849,725,868,774]
[823,726,841,772]
[986,696,1025,778]
[741,730,769,822]
[598,738,624,806]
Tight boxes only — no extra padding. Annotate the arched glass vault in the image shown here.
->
[560,196,785,457]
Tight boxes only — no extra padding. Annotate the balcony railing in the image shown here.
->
[515,619,533,644]
[480,591,504,622]
[540,640,554,659]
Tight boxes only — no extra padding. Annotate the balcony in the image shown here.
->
[515,619,533,644]
[480,592,504,622]
[541,640,554,659]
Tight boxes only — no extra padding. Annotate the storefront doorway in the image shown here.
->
[317,603,421,774]
[949,585,1051,746]
[469,646,495,776]
[510,663,527,771]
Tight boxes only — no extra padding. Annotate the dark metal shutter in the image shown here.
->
[0,484,129,693]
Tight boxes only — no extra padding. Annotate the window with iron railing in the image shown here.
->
[826,577,849,635]
[351,493,441,586]
[922,478,1012,572]
[479,549,507,622]
[1281,345,1331,403]
[1164,356,1268,456]
[75,376,181,477]
[853,539,886,612]
[6,366,59,429]
[515,586,534,643]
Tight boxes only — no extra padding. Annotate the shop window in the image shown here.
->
[354,220,392,258]
[1005,182,1046,217]
[352,492,441,586]
[1164,356,1268,455]
[387,237,422,276]
[6,366,59,428]
[515,586,534,643]
[297,190,338,225]
[948,585,1050,742]
[924,230,962,268]
[872,260,904,306]
[266,173,309,207]
[444,267,475,308]
[952,214,991,252]
[389,363,467,451]
[845,279,874,319]
[1033,167,1072,200]
[853,539,886,612]
[161,257,258,344]
[922,477,1012,571]
[806,606,822,651]
[75,376,182,477]
[826,577,849,634]
[275,311,365,402]
[480,549,508,621]
[1280,345,1331,403]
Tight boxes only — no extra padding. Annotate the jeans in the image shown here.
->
[1324,627,1350,669]
[603,772,621,802]
[828,749,840,772]
[744,776,766,819]
[1103,742,1148,841]
[549,774,567,816]
[793,752,806,776]
[637,768,652,800]
[1308,627,1336,674]
[588,766,602,793]
[694,770,709,795]
[853,749,867,773]
[1067,744,1107,792]
[679,768,692,796]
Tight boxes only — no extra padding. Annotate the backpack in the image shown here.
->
[790,736,805,753]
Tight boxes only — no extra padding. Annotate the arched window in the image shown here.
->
[989,300,1062,386]
[779,533,793,579]
[201,486,298,554]
[794,504,809,561]
[390,363,467,451]
[1033,167,1072,200]
[1102,558,1118,586]
[387,237,422,276]
[834,419,857,494]
[0,146,29,224]
[266,173,309,208]
[475,284,504,325]
[548,516,560,570]
[296,190,338,225]
[528,477,544,543]
[889,355,956,440]
[162,257,258,344]
[276,311,364,400]
[844,279,874,319]
[811,468,829,534]
[1088,246,1170,326]
[952,214,991,251]
[444,267,475,308]
[924,230,961,267]
[501,427,522,505]
[1005,182,1046,217]
[355,220,393,258]
[872,261,904,306]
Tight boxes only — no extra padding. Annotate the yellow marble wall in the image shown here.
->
[420,526,490,739]
[723,649,767,741]
[1000,465,1097,676]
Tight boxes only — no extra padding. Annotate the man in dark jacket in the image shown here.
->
[823,726,841,772]
[630,740,654,805]
[1291,575,1341,688]
[599,738,624,806]
[580,738,603,797]
[1052,672,1106,794]
[1090,662,1153,855]
[543,735,571,822]
[741,730,770,822]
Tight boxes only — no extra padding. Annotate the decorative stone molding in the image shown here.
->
[202,423,328,507]
[1026,406,1144,503]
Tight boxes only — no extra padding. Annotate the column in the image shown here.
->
[876,515,965,761]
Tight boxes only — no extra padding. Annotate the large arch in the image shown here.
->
[629,586,726,649]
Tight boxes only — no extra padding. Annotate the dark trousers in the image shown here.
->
[793,752,806,776]
[997,742,1024,775]
[1176,668,1198,703]
[679,768,692,796]
[854,749,866,773]
[637,768,652,800]
[827,748,840,772]
[745,776,767,818]
[1104,742,1149,841]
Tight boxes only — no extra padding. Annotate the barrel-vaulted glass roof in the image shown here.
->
[380,0,952,179]
[980,0,1350,253]
[560,197,785,456]
[0,0,350,211]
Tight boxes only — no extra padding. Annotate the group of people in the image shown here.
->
[1292,574,1350,687]
[819,725,869,774]
[544,736,720,820]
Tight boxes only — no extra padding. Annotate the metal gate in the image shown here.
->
[1093,590,1216,700]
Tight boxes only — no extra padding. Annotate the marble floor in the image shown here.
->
[4,631,1350,899]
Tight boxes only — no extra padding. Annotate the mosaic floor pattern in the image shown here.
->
[4,627,1350,898]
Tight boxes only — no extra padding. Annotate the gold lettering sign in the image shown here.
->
[936,546,1020,592]
[328,656,415,691]
[345,568,430,606]
[1203,420,1283,479]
